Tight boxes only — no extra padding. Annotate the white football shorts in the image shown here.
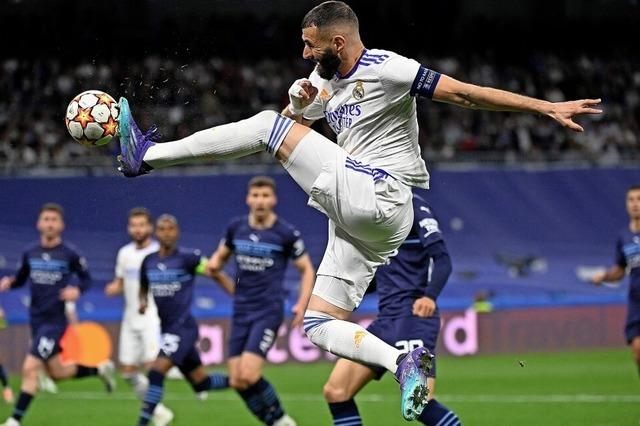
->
[283,130,413,310]
[118,319,161,366]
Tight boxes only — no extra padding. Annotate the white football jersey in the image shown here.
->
[115,240,160,328]
[304,48,438,189]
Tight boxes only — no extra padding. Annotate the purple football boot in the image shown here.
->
[394,346,435,420]
[115,97,161,177]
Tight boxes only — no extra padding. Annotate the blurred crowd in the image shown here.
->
[0,52,638,174]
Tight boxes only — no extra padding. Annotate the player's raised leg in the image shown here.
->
[45,354,116,393]
[116,97,305,177]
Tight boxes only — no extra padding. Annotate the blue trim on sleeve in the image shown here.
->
[410,66,441,99]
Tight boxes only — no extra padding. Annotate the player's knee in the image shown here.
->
[229,371,250,390]
[238,365,261,386]
[22,364,39,380]
[322,381,351,403]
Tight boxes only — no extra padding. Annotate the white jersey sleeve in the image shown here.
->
[115,247,125,279]
[378,54,422,103]
[302,69,328,121]
[380,54,441,103]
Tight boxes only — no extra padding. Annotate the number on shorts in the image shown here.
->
[161,333,181,355]
[37,337,55,359]
[259,328,275,354]
[395,339,424,354]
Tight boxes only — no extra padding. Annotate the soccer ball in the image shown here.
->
[65,90,119,146]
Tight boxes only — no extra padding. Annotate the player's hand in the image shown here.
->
[59,286,80,302]
[547,99,602,132]
[139,298,148,314]
[291,302,305,328]
[205,256,217,277]
[590,271,606,286]
[104,281,121,296]
[0,276,12,292]
[288,79,318,115]
[413,297,436,317]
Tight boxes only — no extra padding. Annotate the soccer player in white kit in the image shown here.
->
[104,208,174,426]
[114,1,602,419]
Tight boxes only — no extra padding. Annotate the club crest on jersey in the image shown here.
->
[352,81,365,100]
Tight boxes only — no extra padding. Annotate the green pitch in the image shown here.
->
[1,349,638,425]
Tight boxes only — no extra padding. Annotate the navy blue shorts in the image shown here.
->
[625,298,640,344]
[366,315,441,379]
[229,312,283,358]
[30,323,66,361]
[159,316,202,370]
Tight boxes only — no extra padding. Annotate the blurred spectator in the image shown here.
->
[0,53,637,174]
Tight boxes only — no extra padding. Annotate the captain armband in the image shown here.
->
[410,66,442,99]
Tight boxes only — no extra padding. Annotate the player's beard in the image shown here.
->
[133,233,151,245]
[316,48,342,80]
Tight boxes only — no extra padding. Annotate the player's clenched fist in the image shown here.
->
[288,78,318,115]
[0,276,13,292]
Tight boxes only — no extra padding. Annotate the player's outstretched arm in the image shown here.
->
[291,253,315,328]
[205,243,235,296]
[104,278,124,296]
[591,265,625,285]
[432,75,602,132]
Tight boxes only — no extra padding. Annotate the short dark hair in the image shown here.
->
[628,185,640,193]
[301,1,359,31]
[39,202,64,219]
[248,176,277,192]
[156,213,178,226]
[128,207,153,224]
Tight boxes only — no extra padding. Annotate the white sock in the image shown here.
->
[143,111,293,168]
[123,372,148,400]
[304,310,402,373]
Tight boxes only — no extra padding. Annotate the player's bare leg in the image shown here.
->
[0,363,14,405]
[43,354,115,393]
[1,355,41,425]
[324,358,376,403]
[631,336,640,378]
[323,358,375,426]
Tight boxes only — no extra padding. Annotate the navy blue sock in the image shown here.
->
[418,399,461,426]
[138,370,165,426]
[12,391,34,421]
[238,381,267,423]
[256,377,285,425]
[74,365,98,378]
[0,364,7,387]
[328,399,362,426]
[238,377,286,425]
[192,373,229,392]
